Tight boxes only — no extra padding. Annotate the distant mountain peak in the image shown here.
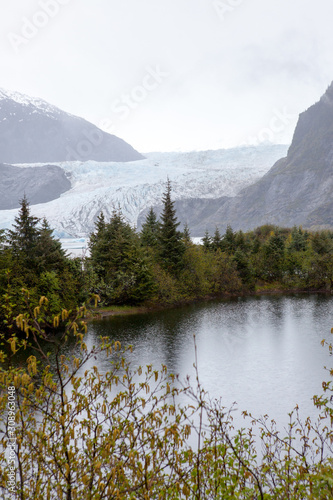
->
[0,87,61,116]
[319,81,333,106]
[0,88,144,163]
[184,79,333,233]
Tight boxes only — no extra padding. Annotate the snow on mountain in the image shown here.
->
[0,144,288,241]
[0,87,144,163]
[0,87,62,118]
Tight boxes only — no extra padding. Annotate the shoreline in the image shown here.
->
[87,286,332,321]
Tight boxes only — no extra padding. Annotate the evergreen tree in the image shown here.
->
[221,225,236,254]
[288,226,307,252]
[140,207,160,248]
[202,230,212,251]
[233,249,254,289]
[234,230,249,252]
[3,198,81,314]
[7,195,40,266]
[182,223,192,247]
[311,231,333,255]
[261,231,286,281]
[89,208,155,304]
[90,208,131,278]
[211,227,222,251]
[0,229,6,250]
[158,180,185,272]
[89,212,109,273]
[90,212,106,245]
[35,218,67,273]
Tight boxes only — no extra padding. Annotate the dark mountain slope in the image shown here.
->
[0,88,144,163]
[174,82,333,236]
[0,163,71,209]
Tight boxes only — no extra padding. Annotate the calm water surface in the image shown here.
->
[88,294,333,430]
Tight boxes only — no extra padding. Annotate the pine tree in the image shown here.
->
[288,226,307,252]
[90,212,106,245]
[89,208,155,304]
[158,180,185,272]
[262,231,286,281]
[182,223,192,247]
[140,207,160,248]
[89,212,109,273]
[211,227,222,251]
[35,218,67,273]
[90,208,128,277]
[202,230,212,251]
[221,225,236,254]
[7,195,40,267]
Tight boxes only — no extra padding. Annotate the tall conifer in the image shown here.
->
[158,180,184,271]
[140,207,160,248]
[7,195,40,266]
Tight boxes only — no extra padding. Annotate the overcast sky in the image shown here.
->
[1,0,333,152]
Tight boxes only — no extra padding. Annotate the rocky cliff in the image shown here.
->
[0,163,71,209]
[174,82,333,235]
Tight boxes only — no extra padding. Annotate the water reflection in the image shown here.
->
[88,294,333,430]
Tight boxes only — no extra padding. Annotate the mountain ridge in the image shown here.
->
[171,82,333,235]
[0,87,144,163]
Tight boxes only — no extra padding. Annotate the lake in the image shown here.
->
[87,293,333,432]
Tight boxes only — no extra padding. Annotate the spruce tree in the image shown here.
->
[262,231,286,281]
[158,180,185,272]
[182,223,192,247]
[7,195,40,267]
[35,218,67,273]
[90,212,106,245]
[89,208,155,304]
[89,212,109,273]
[211,227,222,251]
[202,230,212,251]
[289,226,307,252]
[140,207,160,248]
[221,225,236,254]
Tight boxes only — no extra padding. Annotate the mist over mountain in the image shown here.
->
[0,88,144,164]
[171,82,333,235]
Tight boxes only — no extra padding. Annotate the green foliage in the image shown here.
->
[211,227,222,251]
[0,303,332,498]
[0,198,81,332]
[288,226,308,252]
[261,230,286,281]
[157,179,185,273]
[202,230,212,251]
[5,194,333,327]
[211,250,243,294]
[151,263,181,304]
[178,246,213,298]
[140,207,160,248]
[89,208,156,305]
[221,224,236,254]
[311,230,333,255]
[182,223,192,248]
[7,195,40,269]
[233,249,255,290]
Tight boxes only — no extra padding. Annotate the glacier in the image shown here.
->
[0,144,288,251]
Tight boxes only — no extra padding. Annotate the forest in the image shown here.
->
[2,181,333,330]
[0,182,333,498]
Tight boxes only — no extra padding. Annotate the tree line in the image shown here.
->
[2,183,333,332]
[0,185,333,497]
